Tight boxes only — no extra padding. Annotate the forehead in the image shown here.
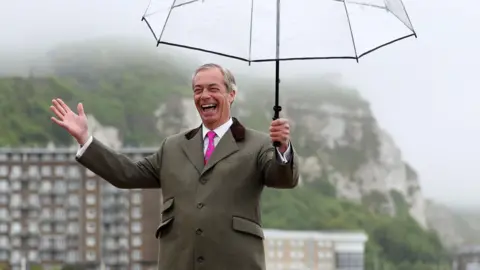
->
[193,68,224,87]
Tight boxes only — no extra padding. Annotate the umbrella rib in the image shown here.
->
[384,1,417,33]
[342,1,359,60]
[248,0,254,64]
[157,0,178,44]
[172,0,200,9]
[332,0,386,10]
[357,33,416,58]
[152,34,416,63]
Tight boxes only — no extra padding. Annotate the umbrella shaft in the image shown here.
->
[273,0,281,121]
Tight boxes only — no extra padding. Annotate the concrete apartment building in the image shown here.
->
[263,229,368,270]
[453,245,480,270]
[0,147,161,270]
[0,147,368,270]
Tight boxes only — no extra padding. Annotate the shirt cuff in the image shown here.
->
[275,143,292,164]
[76,136,93,158]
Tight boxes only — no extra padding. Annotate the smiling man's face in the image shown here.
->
[192,66,236,130]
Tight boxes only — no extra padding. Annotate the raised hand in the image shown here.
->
[50,98,89,145]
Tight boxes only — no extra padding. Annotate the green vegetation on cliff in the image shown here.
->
[0,40,451,269]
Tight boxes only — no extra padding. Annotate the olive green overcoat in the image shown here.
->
[76,117,299,270]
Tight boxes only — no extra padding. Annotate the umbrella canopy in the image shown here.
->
[142,0,416,61]
[141,0,417,145]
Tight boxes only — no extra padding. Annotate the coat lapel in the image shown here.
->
[182,117,246,176]
[201,130,238,175]
[181,127,204,175]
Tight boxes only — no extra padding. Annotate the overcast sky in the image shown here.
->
[1,0,479,208]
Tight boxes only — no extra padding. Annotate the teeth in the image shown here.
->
[202,104,216,109]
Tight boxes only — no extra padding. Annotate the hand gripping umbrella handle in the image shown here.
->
[272,105,282,148]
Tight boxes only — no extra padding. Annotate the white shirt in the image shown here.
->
[77,118,292,163]
[201,118,292,163]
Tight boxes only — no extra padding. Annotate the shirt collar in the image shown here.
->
[202,118,233,140]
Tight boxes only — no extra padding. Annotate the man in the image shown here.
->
[50,63,299,270]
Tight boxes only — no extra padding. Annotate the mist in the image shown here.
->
[1,0,479,207]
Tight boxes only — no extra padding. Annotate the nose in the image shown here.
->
[199,89,211,100]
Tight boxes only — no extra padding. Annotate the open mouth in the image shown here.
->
[201,104,217,112]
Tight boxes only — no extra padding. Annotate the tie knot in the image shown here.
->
[206,131,216,140]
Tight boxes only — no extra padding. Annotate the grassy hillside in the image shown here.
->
[0,40,451,269]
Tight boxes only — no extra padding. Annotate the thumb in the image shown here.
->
[77,102,85,117]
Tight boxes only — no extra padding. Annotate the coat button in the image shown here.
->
[197,203,204,209]
[196,228,203,235]
[200,178,208,184]
[197,256,204,263]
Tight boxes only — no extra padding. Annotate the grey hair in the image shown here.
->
[191,63,238,93]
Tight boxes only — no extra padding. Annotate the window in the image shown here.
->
[41,166,51,176]
[86,222,96,233]
[131,207,142,219]
[68,223,79,234]
[10,210,20,219]
[131,222,142,233]
[41,181,52,192]
[41,154,52,161]
[29,194,39,205]
[0,180,8,192]
[10,222,21,233]
[28,166,39,177]
[41,224,51,233]
[0,223,7,233]
[131,193,142,205]
[86,179,96,190]
[0,166,7,176]
[132,236,142,247]
[86,250,96,261]
[68,181,80,191]
[86,236,96,247]
[0,194,7,204]
[68,195,79,205]
[335,253,364,270]
[0,236,8,247]
[11,181,20,191]
[0,209,8,220]
[67,166,80,179]
[86,194,96,205]
[131,250,142,260]
[10,166,21,179]
[86,208,96,219]
[28,223,38,233]
[28,250,38,261]
[54,166,65,176]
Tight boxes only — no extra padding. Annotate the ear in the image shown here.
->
[228,90,236,105]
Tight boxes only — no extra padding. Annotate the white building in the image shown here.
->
[263,229,368,270]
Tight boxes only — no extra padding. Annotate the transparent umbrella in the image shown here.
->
[141,0,417,145]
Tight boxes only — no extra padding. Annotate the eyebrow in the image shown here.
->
[194,83,220,88]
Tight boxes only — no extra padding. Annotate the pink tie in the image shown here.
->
[204,131,216,164]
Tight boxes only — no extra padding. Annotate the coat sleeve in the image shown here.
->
[75,137,164,189]
[258,137,299,189]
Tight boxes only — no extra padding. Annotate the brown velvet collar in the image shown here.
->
[184,117,245,142]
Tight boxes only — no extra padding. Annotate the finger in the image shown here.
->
[56,98,71,114]
[52,99,66,115]
[77,103,85,117]
[272,119,287,126]
[51,117,66,128]
[270,131,289,141]
[50,106,65,120]
[269,125,289,133]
